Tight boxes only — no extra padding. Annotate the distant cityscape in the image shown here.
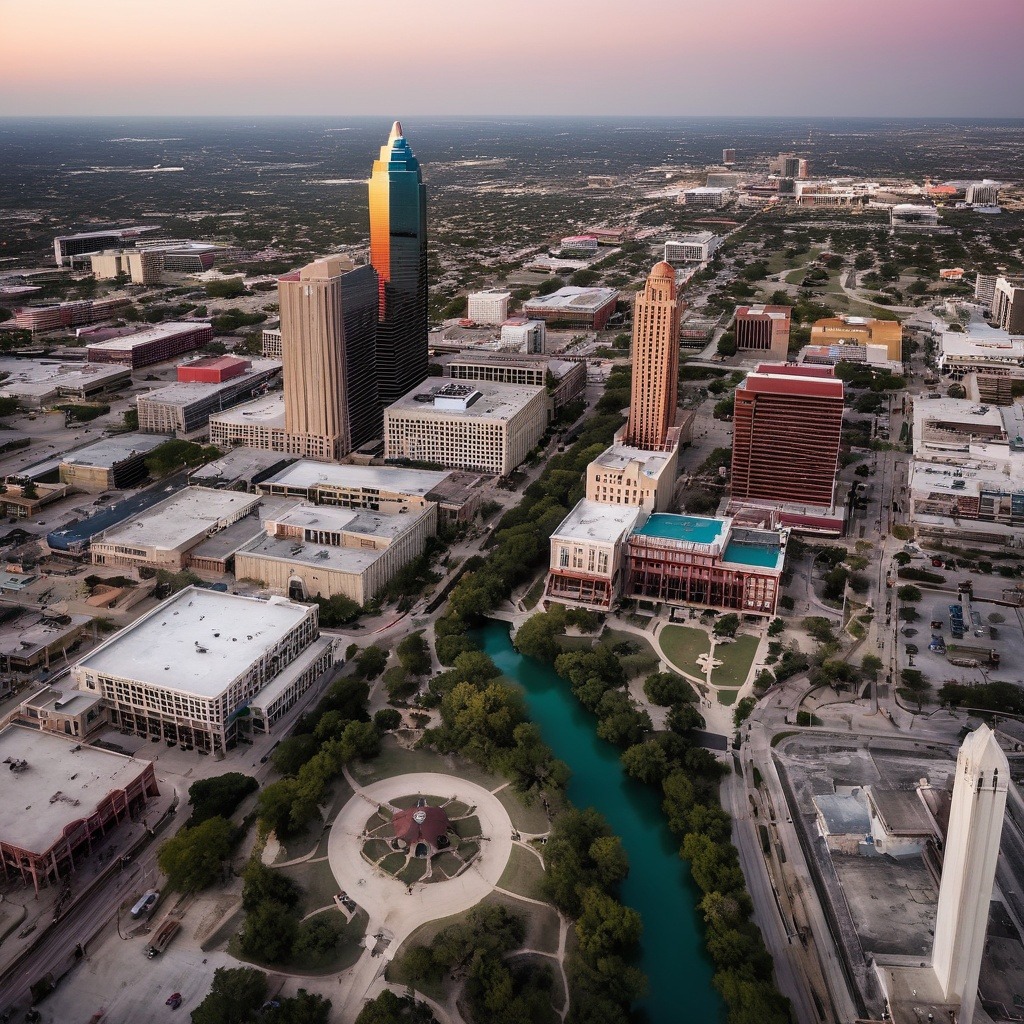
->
[0,111,1022,1024]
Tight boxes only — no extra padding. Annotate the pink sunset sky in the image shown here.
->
[2,0,1023,117]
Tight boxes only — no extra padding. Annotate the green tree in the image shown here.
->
[239,899,298,963]
[621,741,670,785]
[241,861,301,912]
[268,990,333,1024]
[642,671,691,706]
[354,645,389,679]
[192,967,268,1024]
[713,613,740,638]
[291,915,343,966]
[374,708,402,731]
[575,886,643,959]
[157,816,235,891]
[354,991,436,1024]
[187,772,257,826]
[397,633,432,675]
[766,618,785,637]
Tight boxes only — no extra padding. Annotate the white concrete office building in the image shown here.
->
[73,587,333,751]
[467,289,512,325]
[384,380,547,476]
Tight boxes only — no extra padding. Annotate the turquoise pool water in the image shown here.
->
[635,513,724,545]
[722,539,783,568]
[477,621,723,1024]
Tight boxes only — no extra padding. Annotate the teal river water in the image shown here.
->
[477,621,723,1024]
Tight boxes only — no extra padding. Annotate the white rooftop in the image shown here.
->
[60,433,166,470]
[84,322,209,352]
[96,486,260,552]
[386,379,544,421]
[592,442,672,481]
[0,725,153,855]
[523,286,619,314]
[75,587,313,698]
[137,360,281,407]
[0,359,128,399]
[551,498,646,544]
[261,460,450,496]
[269,502,428,542]
[210,391,286,427]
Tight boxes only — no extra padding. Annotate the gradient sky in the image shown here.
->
[3,0,1023,117]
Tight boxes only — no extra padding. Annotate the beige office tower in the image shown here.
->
[278,257,379,462]
[625,262,684,451]
[932,723,1008,1024]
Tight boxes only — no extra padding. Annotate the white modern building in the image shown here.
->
[678,187,730,209]
[73,587,333,751]
[384,380,548,476]
[664,232,722,264]
[965,180,1000,206]
[499,318,546,354]
[890,204,941,229]
[209,392,289,452]
[467,289,512,325]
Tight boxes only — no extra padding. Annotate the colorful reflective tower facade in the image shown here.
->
[368,121,428,405]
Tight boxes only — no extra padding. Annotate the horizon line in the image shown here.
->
[2,112,1024,122]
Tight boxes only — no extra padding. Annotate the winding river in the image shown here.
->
[477,620,723,1023]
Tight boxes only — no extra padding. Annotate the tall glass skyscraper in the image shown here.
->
[368,121,428,405]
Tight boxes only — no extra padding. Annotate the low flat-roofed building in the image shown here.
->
[0,481,69,520]
[813,790,872,855]
[424,471,486,523]
[0,358,130,408]
[188,449,295,491]
[585,440,679,512]
[136,359,281,437]
[14,684,106,737]
[811,316,903,361]
[257,461,450,513]
[384,380,548,476]
[938,323,1024,387]
[208,392,288,452]
[444,352,586,413]
[73,586,332,750]
[90,486,261,571]
[0,611,91,672]
[53,225,161,266]
[177,355,251,384]
[627,512,788,616]
[679,187,730,209]
[890,203,940,229]
[664,232,722,263]
[59,433,167,492]
[187,513,269,577]
[86,322,213,368]
[235,501,436,605]
[521,286,619,329]
[13,296,130,334]
[545,499,648,610]
[909,397,1024,547]
[0,724,159,891]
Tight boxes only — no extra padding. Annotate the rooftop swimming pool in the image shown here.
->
[722,539,783,568]
[634,513,724,545]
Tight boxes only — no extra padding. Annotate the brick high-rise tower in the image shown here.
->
[730,364,844,508]
[625,262,684,451]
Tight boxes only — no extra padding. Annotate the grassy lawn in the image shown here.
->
[716,688,740,706]
[398,859,428,885]
[497,844,547,901]
[659,624,711,675]
[445,799,471,818]
[554,634,595,652]
[496,786,550,834]
[711,634,759,688]
[483,890,561,954]
[391,793,446,810]
[454,815,481,839]
[230,906,368,975]
[379,851,406,875]
[601,627,660,677]
[523,572,548,610]
[282,857,344,916]
[352,735,504,790]
[272,777,352,863]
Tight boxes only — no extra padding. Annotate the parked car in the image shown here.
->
[166,994,182,1010]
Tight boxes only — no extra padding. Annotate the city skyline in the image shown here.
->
[2,0,1023,118]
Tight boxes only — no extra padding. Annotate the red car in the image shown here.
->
[166,993,183,1010]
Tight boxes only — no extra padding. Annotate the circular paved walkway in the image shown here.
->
[327,771,514,1022]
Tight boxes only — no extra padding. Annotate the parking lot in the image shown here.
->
[904,590,1024,689]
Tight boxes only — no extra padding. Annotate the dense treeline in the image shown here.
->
[514,610,793,1024]
[432,365,630,665]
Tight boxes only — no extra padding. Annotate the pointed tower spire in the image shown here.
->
[390,121,403,143]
